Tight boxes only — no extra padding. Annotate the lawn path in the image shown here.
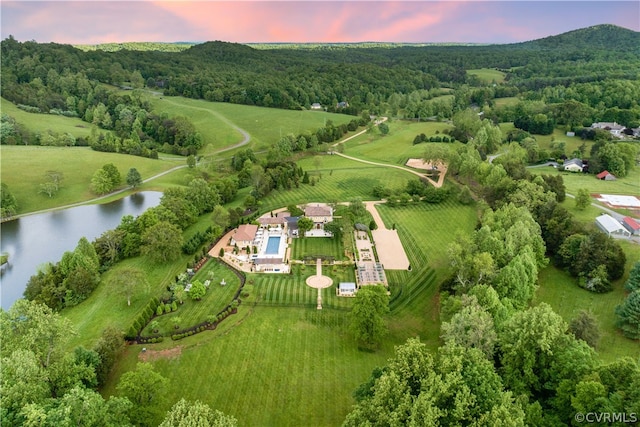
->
[331,117,445,188]
[7,100,253,220]
[159,97,251,154]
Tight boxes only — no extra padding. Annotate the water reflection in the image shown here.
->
[0,192,162,310]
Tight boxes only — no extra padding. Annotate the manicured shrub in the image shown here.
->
[164,303,171,314]
[171,301,178,312]
[156,305,163,316]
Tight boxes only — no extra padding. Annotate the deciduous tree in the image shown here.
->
[117,363,169,427]
[142,221,184,263]
[350,285,389,350]
[126,167,142,188]
[159,399,238,427]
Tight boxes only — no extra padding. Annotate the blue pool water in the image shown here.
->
[265,236,281,254]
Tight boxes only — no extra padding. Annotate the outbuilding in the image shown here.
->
[595,214,630,238]
[622,217,640,236]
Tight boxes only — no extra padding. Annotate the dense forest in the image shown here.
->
[2,24,639,125]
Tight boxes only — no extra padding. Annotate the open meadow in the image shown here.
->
[149,95,355,154]
[466,68,506,83]
[342,120,455,165]
[1,97,97,138]
[534,265,639,363]
[0,145,178,214]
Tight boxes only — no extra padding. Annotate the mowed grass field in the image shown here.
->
[529,166,640,203]
[467,68,506,83]
[376,200,479,349]
[106,305,393,427]
[534,265,639,363]
[259,154,416,211]
[290,237,344,260]
[149,96,355,154]
[0,146,178,214]
[343,120,455,165]
[252,264,355,310]
[1,97,97,138]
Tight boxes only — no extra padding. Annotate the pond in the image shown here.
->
[0,192,162,310]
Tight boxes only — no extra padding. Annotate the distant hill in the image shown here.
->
[514,24,640,52]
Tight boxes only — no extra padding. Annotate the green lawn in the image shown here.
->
[258,155,416,211]
[1,97,98,138]
[291,237,344,260]
[105,306,393,427]
[343,120,455,165]
[0,146,178,214]
[529,166,640,199]
[534,266,639,363]
[494,97,519,107]
[467,68,506,84]
[251,264,355,310]
[376,199,479,350]
[150,96,354,154]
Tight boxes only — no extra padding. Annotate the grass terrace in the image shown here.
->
[290,236,344,260]
[259,155,414,211]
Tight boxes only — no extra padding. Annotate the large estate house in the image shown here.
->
[304,204,333,229]
[231,224,258,247]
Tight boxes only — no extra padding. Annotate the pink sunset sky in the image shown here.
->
[2,1,638,45]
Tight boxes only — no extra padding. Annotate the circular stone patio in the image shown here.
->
[306,258,333,289]
[306,274,333,289]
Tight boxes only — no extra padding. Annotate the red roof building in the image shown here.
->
[596,170,616,180]
[622,217,640,236]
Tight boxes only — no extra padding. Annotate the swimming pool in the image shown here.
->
[265,236,281,255]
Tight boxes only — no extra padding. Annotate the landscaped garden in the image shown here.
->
[290,235,344,260]
[140,259,242,337]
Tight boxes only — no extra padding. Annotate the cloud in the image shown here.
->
[2,1,638,44]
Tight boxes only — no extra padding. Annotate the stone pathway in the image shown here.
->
[305,258,333,309]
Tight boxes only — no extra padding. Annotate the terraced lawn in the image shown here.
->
[259,155,415,211]
[291,236,344,260]
[252,264,355,310]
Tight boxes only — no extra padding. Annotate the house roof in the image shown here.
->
[258,217,285,225]
[595,214,626,234]
[564,158,583,167]
[596,170,614,179]
[305,205,332,217]
[355,223,368,231]
[623,217,640,231]
[254,257,284,265]
[592,122,625,131]
[232,224,258,242]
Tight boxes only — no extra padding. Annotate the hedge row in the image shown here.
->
[125,297,160,340]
